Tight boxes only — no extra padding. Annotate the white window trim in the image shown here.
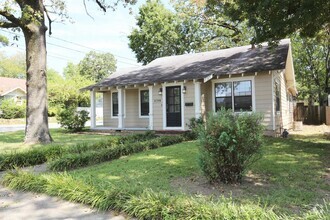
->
[138,88,150,118]
[211,76,256,112]
[111,90,126,119]
[162,82,185,130]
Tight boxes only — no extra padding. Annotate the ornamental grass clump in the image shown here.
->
[198,108,264,184]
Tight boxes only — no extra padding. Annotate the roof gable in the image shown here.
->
[0,77,26,96]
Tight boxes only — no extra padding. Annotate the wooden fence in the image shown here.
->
[294,103,326,125]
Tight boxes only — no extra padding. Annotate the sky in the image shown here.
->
[0,1,151,74]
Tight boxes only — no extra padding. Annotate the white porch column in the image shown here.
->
[118,88,124,129]
[148,85,153,130]
[90,89,96,129]
[194,81,201,118]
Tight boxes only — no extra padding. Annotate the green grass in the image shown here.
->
[2,134,329,218]
[0,128,109,153]
[69,135,330,216]
[72,141,199,193]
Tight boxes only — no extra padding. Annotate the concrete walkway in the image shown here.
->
[0,165,129,220]
[0,185,127,220]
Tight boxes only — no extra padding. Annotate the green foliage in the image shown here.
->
[2,171,283,219]
[292,33,330,106]
[198,109,264,184]
[78,51,117,82]
[48,63,92,110]
[56,106,89,132]
[0,35,9,46]
[0,138,119,171]
[128,0,251,64]
[0,99,25,119]
[183,117,204,140]
[48,134,184,171]
[0,52,25,78]
[212,0,330,43]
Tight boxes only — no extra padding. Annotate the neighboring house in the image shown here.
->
[84,39,297,135]
[0,77,26,105]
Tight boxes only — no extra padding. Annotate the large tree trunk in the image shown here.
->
[22,16,52,144]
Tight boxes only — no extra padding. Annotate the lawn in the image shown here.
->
[0,128,110,153]
[70,135,330,216]
[1,131,329,218]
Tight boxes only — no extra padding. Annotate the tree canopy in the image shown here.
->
[79,51,117,83]
[129,0,251,64]
[0,52,25,78]
[0,0,134,143]
[207,0,330,43]
[292,30,330,106]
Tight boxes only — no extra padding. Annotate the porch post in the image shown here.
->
[194,81,201,118]
[118,88,123,129]
[90,89,96,129]
[148,85,153,130]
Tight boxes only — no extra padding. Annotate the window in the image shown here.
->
[215,80,252,112]
[140,90,149,116]
[274,80,280,112]
[112,92,118,117]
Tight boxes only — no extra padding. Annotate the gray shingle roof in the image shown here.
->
[85,39,290,90]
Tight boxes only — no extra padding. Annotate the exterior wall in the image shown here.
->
[152,84,163,130]
[2,89,26,105]
[201,80,212,120]
[279,71,294,130]
[183,82,196,128]
[203,73,275,132]
[103,91,118,127]
[125,89,149,128]
[254,73,274,130]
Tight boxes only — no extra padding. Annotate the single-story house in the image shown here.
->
[83,39,297,135]
[0,77,26,105]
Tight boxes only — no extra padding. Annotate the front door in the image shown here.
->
[166,86,182,127]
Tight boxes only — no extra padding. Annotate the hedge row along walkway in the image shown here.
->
[0,164,130,220]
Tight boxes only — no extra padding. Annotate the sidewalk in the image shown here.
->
[0,165,129,220]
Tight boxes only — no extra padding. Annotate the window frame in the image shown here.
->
[212,76,255,113]
[111,91,119,118]
[139,89,150,118]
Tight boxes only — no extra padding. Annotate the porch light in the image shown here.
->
[182,86,187,94]
[158,88,162,95]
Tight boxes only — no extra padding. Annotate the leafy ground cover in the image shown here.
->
[2,133,330,219]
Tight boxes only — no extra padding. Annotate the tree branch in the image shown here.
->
[0,10,21,27]
[43,6,53,35]
[83,0,95,20]
[0,21,19,28]
[95,0,107,12]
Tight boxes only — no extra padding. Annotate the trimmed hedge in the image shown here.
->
[48,135,184,171]
[2,171,290,219]
[0,132,160,171]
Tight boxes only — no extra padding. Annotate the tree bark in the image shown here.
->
[21,2,52,144]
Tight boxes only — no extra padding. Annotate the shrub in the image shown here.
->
[0,99,25,119]
[198,109,264,184]
[183,117,204,140]
[56,106,89,132]
[48,135,184,171]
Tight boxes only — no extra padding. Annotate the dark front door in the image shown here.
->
[166,86,182,127]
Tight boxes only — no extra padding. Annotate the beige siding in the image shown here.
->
[152,84,163,130]
[103,92,118,127]
[255,73,273,130]
[183,82,196,128]
[124,89,149,128]
[280,71,293,129]
[201,81,212,119]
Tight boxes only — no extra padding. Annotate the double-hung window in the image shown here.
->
[215,80,252,112]
[112,92,118,117]
[140,90,149,116]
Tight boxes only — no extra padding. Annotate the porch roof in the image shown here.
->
[84,39,291,90]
